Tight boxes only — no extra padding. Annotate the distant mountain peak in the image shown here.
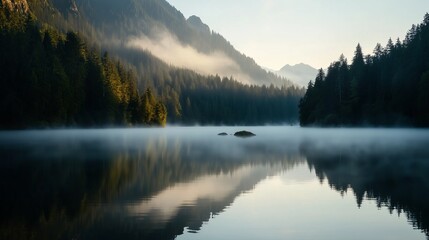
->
[187,15,210,34]
[32,0,293,87]
[277,63,318,87]
[280,63,315,72]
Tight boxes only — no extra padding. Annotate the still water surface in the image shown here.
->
[0,127,428,239]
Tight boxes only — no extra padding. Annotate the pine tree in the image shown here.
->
[142,87,156,125]
[154,101,167,126]
[299,13,429,127]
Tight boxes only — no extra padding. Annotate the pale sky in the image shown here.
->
[167,0,429,70]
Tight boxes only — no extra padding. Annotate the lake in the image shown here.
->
[1,126,429,240]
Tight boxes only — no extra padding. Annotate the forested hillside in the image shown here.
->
[0,0,304,128]
[299,14,429,127]
[29,0,304,125]
[0,3,167,128]
[27,0,291,87]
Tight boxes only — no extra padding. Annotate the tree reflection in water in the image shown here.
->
[0,128,428,239]
[300,137,429,237]
[0,129,302,240]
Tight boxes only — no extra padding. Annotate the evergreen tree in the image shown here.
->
[0,2,305,129]
[154,101,167,126]
[299,13,429,127]
[0,6,168,129]
[142,88,156,125]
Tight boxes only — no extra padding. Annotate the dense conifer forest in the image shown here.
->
[299,14,429,127]
[0,1,304,129]
[0,5,167,128]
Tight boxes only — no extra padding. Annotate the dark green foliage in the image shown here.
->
[112,46,304,125]
[154,101,167,126]
[71,0,292,86]
[169,74,303,125]
[1,0,304,128]
[140,87,167,126]
[25,0,292,87]
[299,13,429,127]
[0,5,166,129]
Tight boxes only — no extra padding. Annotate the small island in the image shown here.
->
[234,131,256,138]
[218,132,228,136]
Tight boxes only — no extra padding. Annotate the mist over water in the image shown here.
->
[1,127,428,240]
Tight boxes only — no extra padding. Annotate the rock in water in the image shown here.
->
[234,131,256,138]
[218,132,228,136]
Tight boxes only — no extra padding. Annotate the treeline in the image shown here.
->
[111,47,304,125]
[300,13,429,127]
[0,133,301,239]
[0,1,305,128]
[169,72,302,125]
[2,0,305,126]
[0,5,166,129]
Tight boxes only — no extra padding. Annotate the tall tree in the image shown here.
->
[299,14,429,127]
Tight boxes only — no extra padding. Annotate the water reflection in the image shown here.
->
[0,127,428,239]
[0,128,302,240]
[300,134,429,237]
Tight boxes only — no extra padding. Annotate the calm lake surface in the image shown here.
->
[1,126,429,240]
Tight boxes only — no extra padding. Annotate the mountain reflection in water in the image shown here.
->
[0,127,428,240]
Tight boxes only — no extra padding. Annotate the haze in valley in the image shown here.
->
[168,0,429,71]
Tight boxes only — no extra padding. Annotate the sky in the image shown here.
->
[167,0,429,70]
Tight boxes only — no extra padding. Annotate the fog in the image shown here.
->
[2,126,429,239]
[126,29,254,85]
[2,127,429,163]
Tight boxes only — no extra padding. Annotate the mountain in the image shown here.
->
[31,0,291,87]
[276,63,318,87]
[0,0,305,128]
[187,15,210,35]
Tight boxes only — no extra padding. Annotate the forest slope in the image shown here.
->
[0,0,304,128]
[299,14,429,127]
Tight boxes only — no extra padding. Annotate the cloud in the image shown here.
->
[126,29,253,84]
